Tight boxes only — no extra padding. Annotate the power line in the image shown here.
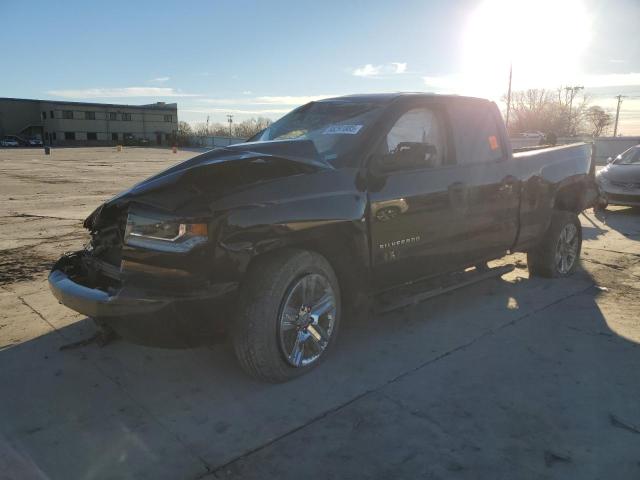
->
[226,114,234,137]
[613,95,625,137]
[565,86,584,134]
[505,63,513,130]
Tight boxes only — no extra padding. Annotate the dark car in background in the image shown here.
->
[596,145,640,209]
[1,137,20,147]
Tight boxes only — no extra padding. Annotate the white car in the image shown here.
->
[518,131,545,138]
[596,145,640,209]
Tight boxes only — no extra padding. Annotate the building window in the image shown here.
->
[109,112,117,121]
[62,110,73,120]
[52,132,57,140]
[121,113,132,121]
[50,110,54,119]
[163,114,172,122]
[87,132,97,141]
[42,112,47,120]
[85,111,96,120]
[112,133,118,141]
[64,132,75,140]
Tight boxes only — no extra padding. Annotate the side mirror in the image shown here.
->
[606,156,613,164]
[371,142,437,174]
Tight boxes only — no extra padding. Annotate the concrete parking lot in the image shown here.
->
[1,147,639,479]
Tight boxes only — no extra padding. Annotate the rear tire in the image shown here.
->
[527,211,582,278]
[232,249,341,382]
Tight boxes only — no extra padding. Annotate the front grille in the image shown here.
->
[610,181,640,189]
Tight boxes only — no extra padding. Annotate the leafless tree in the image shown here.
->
[585,106,612,137]
[176,121,193,146]
[193,122,210,138]
[233,117,273,138]
[178,117,274,145]
[504,87,591,137]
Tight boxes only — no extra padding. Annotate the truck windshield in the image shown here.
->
[255,101,382,165]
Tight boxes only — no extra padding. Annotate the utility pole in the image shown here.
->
[613,95,625,137]
[565,86,584,135]
[226,114,233,137]
[505,63,513,130]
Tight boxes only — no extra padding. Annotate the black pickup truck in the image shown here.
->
[49,93,597,381]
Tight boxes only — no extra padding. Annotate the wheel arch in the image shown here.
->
[240,221,371,307]
[553,176,590,213]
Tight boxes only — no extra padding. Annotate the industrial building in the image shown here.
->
[0,97,177,146]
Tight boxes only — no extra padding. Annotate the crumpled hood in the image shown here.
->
[85,140,330,229]
[599,163,640,183]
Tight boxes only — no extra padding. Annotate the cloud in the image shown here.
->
[150,76,170,83]
[253,95,334,104]
[202,95,335,106]
[392,62,407,74]
[182,107,291,115]
[182,94,342,121]
[421,71,640,100]
[46,87,197,99]
[422,74,462,92]
[353,62,407,77]
[582,72,640,88]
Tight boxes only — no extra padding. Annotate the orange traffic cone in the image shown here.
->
[172,145,177,154]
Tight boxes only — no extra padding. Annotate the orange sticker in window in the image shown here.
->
[488,135,499,150]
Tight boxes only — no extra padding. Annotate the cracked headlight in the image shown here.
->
[124,212,208,253]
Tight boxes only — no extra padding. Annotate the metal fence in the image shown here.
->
[192,136,248,148]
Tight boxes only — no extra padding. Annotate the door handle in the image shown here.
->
[499,175,518,193]
[501,175,518,185]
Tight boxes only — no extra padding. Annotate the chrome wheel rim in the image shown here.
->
[278,273,337,367]
[555,223,579,274]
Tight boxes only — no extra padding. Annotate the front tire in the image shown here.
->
[232,249,341,382]
[527,211,582,278]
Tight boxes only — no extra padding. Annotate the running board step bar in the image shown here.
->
[376,264,515,314]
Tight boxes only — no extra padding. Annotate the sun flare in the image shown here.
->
[460,0,592,99]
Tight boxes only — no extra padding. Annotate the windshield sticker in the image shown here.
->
[323,124,363,135]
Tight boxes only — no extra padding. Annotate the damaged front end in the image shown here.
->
[49,140,333,347]
[49,204,235,347]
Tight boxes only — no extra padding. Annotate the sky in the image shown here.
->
[2,0,639,134]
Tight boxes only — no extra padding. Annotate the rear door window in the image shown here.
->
[448,102,504,165]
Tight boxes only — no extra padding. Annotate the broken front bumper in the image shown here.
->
[48,253,238,347]
[602,189,640,207]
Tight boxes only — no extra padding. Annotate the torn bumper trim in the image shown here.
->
[48,269,170,318]
[48,267,237,319]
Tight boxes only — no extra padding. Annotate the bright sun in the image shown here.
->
[460,0,592,99]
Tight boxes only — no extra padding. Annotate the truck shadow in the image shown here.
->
[581,210,608,240]
[1,260,638,478]
[592,206,640,242]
